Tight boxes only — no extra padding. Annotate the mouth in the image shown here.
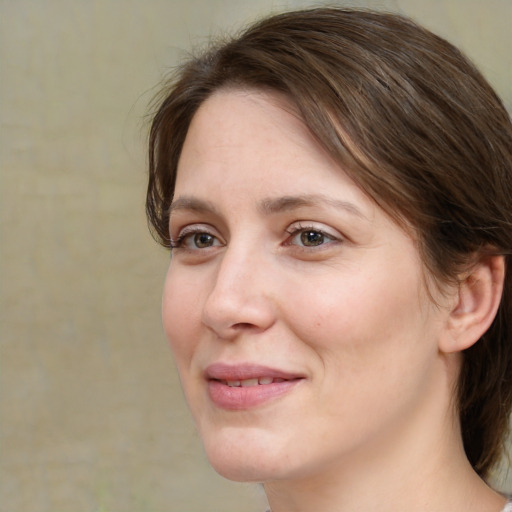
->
[219,376,288,387]
[205,363,304,410]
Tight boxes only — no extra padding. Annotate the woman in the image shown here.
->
[146,8,512,511]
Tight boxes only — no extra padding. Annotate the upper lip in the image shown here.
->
[205,363,304,381]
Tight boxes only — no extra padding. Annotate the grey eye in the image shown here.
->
[300,230,326,247]
[194,233,215,248]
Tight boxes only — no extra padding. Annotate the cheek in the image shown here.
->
[284,262,432,365]
[162,265,203,367]
[285,269,439,436]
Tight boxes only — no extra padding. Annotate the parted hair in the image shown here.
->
[146,8,512,477]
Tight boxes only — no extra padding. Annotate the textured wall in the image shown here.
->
[1,1,510,511]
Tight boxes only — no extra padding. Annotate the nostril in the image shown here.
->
[233,322,256,329]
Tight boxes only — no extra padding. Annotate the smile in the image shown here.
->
[205,364,304,410]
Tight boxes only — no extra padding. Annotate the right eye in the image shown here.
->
[170,230,222,250]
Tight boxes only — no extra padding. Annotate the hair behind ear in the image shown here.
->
[456,254,512,477]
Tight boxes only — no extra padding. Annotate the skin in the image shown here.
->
[162,89,507,512]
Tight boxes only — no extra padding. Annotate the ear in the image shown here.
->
[439,255,505,354]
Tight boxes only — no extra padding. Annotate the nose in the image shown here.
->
[201,244,276,340]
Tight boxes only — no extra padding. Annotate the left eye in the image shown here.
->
[288,228,336,247]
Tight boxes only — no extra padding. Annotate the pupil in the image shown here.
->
[195,233,213,248]
[301,231,324,246]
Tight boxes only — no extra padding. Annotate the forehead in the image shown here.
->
[180,88,317,163]
[176,89,359,197]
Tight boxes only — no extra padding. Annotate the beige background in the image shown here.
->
[1,1,511,511]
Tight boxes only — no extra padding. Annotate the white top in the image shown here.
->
[266,501,512,512]
[502,501,512,512]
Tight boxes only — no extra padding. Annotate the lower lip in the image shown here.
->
[207,379,302,410]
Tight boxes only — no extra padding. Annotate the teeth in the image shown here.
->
[224,377,284,387]
[241,378,259,387]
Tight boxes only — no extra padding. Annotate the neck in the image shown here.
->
[264,355,506,512]
[265,443,504,512]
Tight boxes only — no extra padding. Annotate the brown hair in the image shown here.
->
[146,8,512,477]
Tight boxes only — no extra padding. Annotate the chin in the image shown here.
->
[209,456,266,482]
[199,425,292,483]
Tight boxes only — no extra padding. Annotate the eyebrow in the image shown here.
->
[258,194,368,220]
[168,196,219,216]
[169,193,368,220]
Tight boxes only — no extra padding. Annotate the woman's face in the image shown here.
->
[163,89,453,483]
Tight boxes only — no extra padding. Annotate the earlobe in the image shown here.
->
[439,255,505,354]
